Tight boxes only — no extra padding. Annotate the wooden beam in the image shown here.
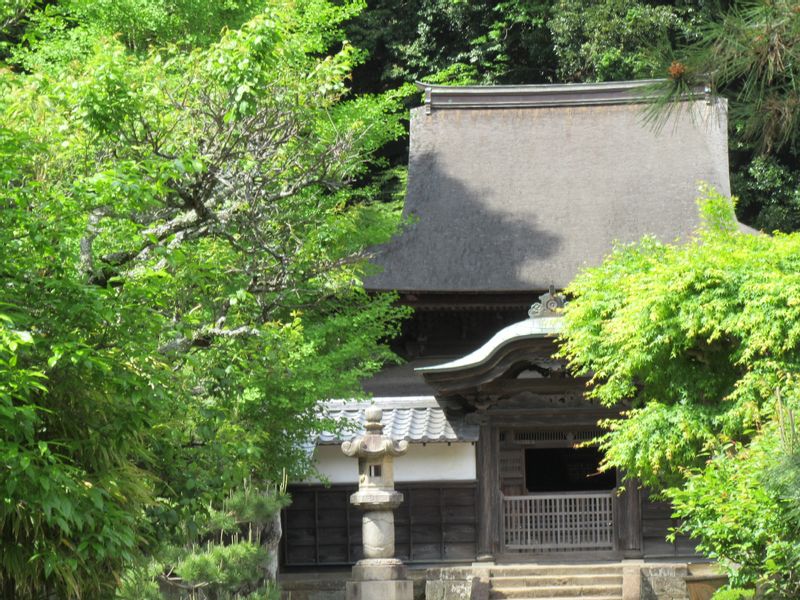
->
[488,415,614,429]
[616,476,643,557]
[476,423,499,561]
[477,378,590,395]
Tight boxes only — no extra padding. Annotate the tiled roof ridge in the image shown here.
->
[316,396,478,445]
[323,396,440,409]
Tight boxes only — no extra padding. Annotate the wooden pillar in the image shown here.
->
[476,422,499,561]
[616,475,643,557]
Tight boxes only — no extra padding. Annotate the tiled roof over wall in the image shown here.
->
[317,397,478,444]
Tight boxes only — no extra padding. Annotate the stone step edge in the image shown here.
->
[490,585,623,598]
[490,580,623,588]
[489,564,623,568]
[489,568,623,575]
[489,596,622,600]
[493,594,622,600]
[491,585,623,591]
[491,574,623,583]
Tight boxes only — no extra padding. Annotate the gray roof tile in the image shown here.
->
[317,396,478,444]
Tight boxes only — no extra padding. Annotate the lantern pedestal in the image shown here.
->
[341,407,412,600]
[346,558,413,600]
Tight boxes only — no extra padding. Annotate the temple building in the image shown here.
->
[281,80,733,571]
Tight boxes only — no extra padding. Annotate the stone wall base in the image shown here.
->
[640,564,690,600]
[279,569,426,600]
[425,566,487,600]
[280,560,713,600]
[346,579,414,600]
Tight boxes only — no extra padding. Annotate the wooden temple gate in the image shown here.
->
[503,491,615,552]
[418,298,638,560]
[497,427,618,554]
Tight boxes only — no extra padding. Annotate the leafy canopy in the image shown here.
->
[1,0,409,597]
[661,0,800,154]
[549,0,704,83]
[649,0,800,233]
[559,187,800,592]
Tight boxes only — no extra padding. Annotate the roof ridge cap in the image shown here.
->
[415,79,707,111]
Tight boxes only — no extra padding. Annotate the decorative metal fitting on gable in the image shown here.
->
[528,285,566,318]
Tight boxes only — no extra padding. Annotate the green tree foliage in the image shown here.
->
[3,0,270,65]
[651,0,800,232]
[712,590,755,600]
[1,122,166,598]
[345,0,713,88]
[732,154,800,233]
[1,1,409,597]
[663,0,800,154]
[345,0,556,90]
[668,420,800,595]
[549,0,704,82]
[559,188,800,593]
[118,485,288,600]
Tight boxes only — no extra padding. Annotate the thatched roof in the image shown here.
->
[366,80,732,293]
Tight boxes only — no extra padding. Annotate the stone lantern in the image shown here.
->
[341,406,412,600]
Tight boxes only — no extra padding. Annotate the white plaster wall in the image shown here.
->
[308,442,476,484]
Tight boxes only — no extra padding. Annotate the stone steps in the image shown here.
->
[490,597,621,600]
[491,574,622,587]
[488,564,623,600]
[490,586,622,599]
[489,564,623,576]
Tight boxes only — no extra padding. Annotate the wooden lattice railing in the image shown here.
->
[502,491,615,552]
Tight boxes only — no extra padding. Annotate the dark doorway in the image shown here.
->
[525,447,616,493]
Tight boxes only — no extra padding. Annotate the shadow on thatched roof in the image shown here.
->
[366,80,733,293]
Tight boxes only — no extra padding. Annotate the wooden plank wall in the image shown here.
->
[282,482,478,567]
[641,490,697,557]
